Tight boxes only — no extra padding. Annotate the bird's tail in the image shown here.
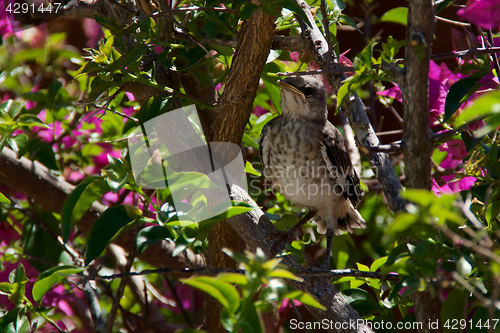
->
[314,204,366,235]
[335,206,366,235]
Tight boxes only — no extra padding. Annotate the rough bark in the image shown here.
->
[293,0,407,213]
[205,6,278,333]
[403,1,442,332]
[226,185,374,333]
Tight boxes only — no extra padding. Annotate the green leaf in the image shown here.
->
[380,7,408,26]
[29,140,59,170]
[124,46,148,67]
[436,0,456,13]
[234,303,263,333]
[85,205,140,265]
[102,35,114,58]
[240,3,259,20]
[203,202,255,224]
[7,134,28,156]
[262,78,281,113]
[47,79,63,102]
[327,0,346,12]
[356,262,370,272]
[370,256,388,272]
[454,91,500,127]
[444,76,482,121]
[136,225,176,255]
[0,310,29,333]
[1,100,23,119]
[401,188,438,207]
[386,212,419,235]
[245,161,261,176]
[268,269,303,282]
[216,273,248,285]
[284,290,326,310]
[441,288,469,332]
[61,178,111,242]
[342,288,384,317]
[275,0,313,28]
[339,14,362,34]
[32,266,83,302]
[16,114,46,127]
[0,282,13,295]
[21,215,63,272]
[9,264,27,284]
[210,45,234,57]
[336,74,368,112]
[0,192,10,203]
[181,276,240,314]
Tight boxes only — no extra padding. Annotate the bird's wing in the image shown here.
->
[259,116,280,166]
[320,122,363,206]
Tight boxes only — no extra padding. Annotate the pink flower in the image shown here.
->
[278,298,302,313]
[253,106,269,117]
[290,51,300,62]
[0,1,21,38]
[429,78,448,126]
[439,140,468,160]
[83,18,103,48]
[457,0,500,30]
[377,84,402,101]
[432,140,478,195]
[41,285,74,316]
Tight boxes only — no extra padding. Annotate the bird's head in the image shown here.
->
[278,76,327,122]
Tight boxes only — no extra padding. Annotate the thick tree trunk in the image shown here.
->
[205,6,277,333]
[403,1,442,332]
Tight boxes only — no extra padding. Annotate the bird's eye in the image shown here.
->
[304,87,314,97]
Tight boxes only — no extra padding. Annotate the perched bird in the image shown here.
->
[259,75,366,267]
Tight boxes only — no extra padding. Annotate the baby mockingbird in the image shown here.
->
[259,75,366,267]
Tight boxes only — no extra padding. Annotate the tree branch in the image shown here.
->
[402,1,443,332]
[205,6,278,332]
[83,267,401,281]
[226,185,374,333]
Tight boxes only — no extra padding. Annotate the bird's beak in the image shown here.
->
[278,80,305,100]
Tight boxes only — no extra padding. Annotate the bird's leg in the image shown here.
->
[322,228,335,269]
[268,209,317,257]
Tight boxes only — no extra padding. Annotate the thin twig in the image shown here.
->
[76,267,400,281]
[375,129,403,136]
[436,16,470,27]
[104,246,136,333]
[277,67,353,77]
[438,225,500,265]
[432,114,492,144]
[165,277,194,327]
[121,6,239,24]
[431,46,500,61]
[451,272,500,311]
[291,301,311,333]
[320,0,332,61]
[360,141,403,154]
[169,19,223,65]
[487,30,500,80]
